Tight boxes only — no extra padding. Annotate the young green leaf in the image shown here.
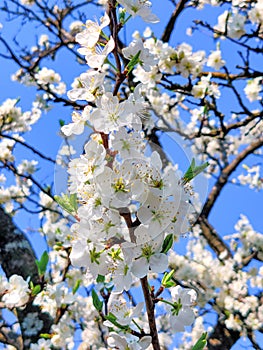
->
[54,193,78,215]
[96,274,105,284]
[35,251,49,276]
[182,159,209,184]
[119,9,126,24]
[73,279,81,294]
[192,332,207,350]
[69,193,78,213]
[59,119,65,127]
[32,284,41,296]
[161,234,174,254]
[162,269,176,288]
[126,51,141,74]
[91,289,103,312]
[104,313,130,331]
[40,333,52,339]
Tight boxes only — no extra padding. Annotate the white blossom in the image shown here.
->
[207,50,225,70]
[167,285,197,333]
[90,92,133,133]
[75,13,110,49]
[2,274,30,308]
[244,77,262,102]
[118,0,159,23]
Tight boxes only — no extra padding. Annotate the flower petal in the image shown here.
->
[131,257,149,278]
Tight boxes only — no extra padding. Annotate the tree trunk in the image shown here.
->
[207,319,240,350]
[0,206,52,349]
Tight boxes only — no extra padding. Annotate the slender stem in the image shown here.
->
[0,133,56,163]
[140,276,161,350]
[155,298,175,308]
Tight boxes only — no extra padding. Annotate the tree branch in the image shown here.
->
[0,315,23,350]
[161,0,189,43]
[196,218,232,258]
[201,136,263,219]
[195,137,263,259]
[0,133,56,163]
[140,276,161,350]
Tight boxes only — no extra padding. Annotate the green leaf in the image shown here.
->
[40,333,52,339]
[126,50,141,74]
[32,284,41,296]
[104,313,130,331]
[35,251,49,276]
[162,269,176,288]
[96,274,105,284]
[54,193,78,215]
[164,281,175,288]
[161,234,174,254]
[69,193,78,212]
[182,159,209,184]
[118,9,126,24]
[73,279,81,294]
[104,312,117,322]
[59,119,65,127]
[192,332,207,350]
[91,289,103,312]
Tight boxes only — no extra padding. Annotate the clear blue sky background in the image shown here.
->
[0,1,262,349]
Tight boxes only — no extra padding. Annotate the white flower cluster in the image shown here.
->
[244,77,262,102]
[206,49,225,70]
[12,67,66,101]
[192,74,220,99]
[0,154,35,213]
[35,67,66,98]
[235,164,263,190]
[169,219,263,337]
[57,5,197,348]
[231,214,263,261]
[212,1,263,40]
[0,274,30,308]
[214,9,246,39]
[0,98,41,133]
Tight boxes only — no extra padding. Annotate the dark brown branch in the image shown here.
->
[247,330,262,350]
[0,134,56,163]
[108,0,127,96]
[201,136,263,219]
[3,161,56,201]
[161,0,189,43]
[0,315,23,350]
[196,218,232,258]
[140,276,161,350]
[201,70,263,81]
[195,137,263,258]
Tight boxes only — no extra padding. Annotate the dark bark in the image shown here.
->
[161,0,189,43]
[0,206,52,349]
[140,276,161,350]
[207,320,240,350]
